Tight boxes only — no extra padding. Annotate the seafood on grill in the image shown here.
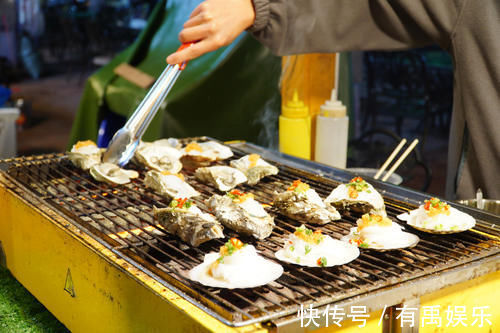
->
[229,154,279,185]
[325,177,386,216]
[154,198,224,247]
[137,137,182,150]
[195,166,247,192]
[207,190,274,240]
[134,143,183,173]
[342,213,419,250]
[67,140,104,170]
[273,180,341,224]
[397,197,476,234]
[89,163,139,185]
[144,170,200,200]
[181,141,233,165]
[189,238,283,288]
[275,225,359,267]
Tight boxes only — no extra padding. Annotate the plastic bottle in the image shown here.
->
[279,90,311,159]
[315,89,349,168]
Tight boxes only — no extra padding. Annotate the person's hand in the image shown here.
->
[166,0,255,65]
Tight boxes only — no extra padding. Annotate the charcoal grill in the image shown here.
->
[0,138,498,332]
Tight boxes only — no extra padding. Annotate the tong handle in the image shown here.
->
[177,42,194,70]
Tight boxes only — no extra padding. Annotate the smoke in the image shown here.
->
[254,92,280,151]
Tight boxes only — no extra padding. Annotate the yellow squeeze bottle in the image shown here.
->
[279,91,311,160]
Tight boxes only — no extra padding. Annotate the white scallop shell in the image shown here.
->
[189,245,283,288]
[397,205,475,234]
[275,232,359,267]
[341,225,420,250]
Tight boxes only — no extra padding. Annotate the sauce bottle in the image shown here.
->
[279,91,311,159]
[315,89,348,168]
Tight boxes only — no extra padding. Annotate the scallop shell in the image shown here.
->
[195,166,247,192]
[397,206,476,234]
[341,227,420,251]
[89,163,139,185]
[189,245,283,288]
[275,233,359,267]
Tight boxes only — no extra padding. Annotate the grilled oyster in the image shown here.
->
[207,190,275,240]
[144,170,200,200]
[135,143,183,173]
[195,166,247,192]
[154,198,224,247]
[274,180,341,224]
[181,141,233,166]
[137,138,182,150]
[230,154,279,185]
[325,177,386,216]
[89,163,139,185]
[67,140,104,170]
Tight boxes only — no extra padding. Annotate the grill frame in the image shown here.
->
[1,139,498,328]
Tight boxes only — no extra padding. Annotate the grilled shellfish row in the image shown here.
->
[68,139,279,187]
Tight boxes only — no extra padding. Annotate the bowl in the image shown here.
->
[346,167,403,185]
[456,199,500,216]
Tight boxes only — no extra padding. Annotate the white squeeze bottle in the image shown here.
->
[315,88,349,168]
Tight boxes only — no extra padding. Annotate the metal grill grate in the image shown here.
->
[1,141,499,327]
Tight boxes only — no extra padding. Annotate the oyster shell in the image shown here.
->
[274,180,340,224]
[230,154,279,185]
[135,144,183,173]
[207,192,275,239]
[154,200,224,247]
[67,140,104,170]
[181,141,233,166]
[137,138,182,150]
[325,177,386,216]
[144,170,200,200]
[195,166,247,192]
[89,163,139,185]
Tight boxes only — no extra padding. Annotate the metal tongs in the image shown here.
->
[103,43,193,166]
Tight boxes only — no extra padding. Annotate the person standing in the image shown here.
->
[167,0,500,200]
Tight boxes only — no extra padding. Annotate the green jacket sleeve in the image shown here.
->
[249,0,464,54]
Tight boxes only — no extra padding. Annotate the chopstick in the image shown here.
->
[381,139,419,182]
[373,139,407,180]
